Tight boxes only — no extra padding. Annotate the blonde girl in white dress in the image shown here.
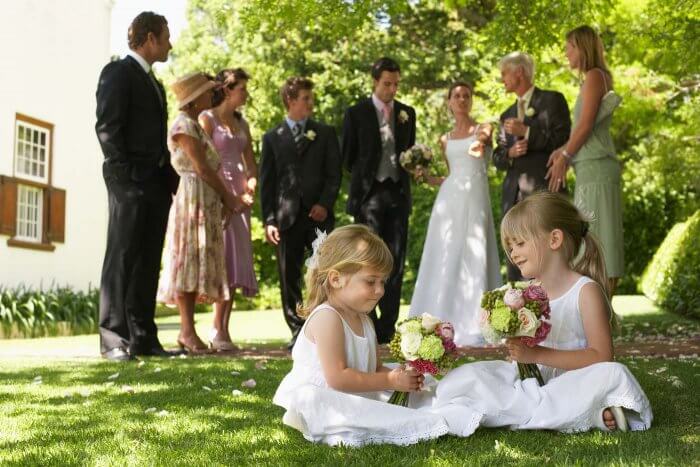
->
[434,192,652,433]
[273,225,483,446]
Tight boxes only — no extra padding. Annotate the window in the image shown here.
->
[15,118,50,184]
[15,185,43,242]
[0,113,65,251]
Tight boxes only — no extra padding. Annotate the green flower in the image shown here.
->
[417,335,445,361]
[398,319,422,335]
[490,304,515,332]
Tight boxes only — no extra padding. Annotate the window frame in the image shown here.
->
[14,184,44,243]
[14,113,53,186]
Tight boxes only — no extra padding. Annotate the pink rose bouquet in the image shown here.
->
[480,282,551,385]
[387,313,458,406]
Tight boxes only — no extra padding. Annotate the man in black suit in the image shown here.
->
[260,77,342,349]
[95,12,179,360]
[342,57,416,343]
[493,52,571,280]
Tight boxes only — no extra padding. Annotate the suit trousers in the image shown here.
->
[99,172,171,353]
[356,179,409,343]
[277,211,334,342]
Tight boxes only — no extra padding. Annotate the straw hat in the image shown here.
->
[171,72,217,110]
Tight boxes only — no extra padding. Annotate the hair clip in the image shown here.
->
[305,229,328,269]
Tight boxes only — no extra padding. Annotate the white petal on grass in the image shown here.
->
[104,381,115,387]
[202,386,212,392]
[231,389,243,396]
[154,367,162,373]
[79,389,92,397]
[156,410,169,417]
[107,372,120,380]
[241,379,256,388]
[230,371,241,376]
[145,407,157,414]
[32,376,42,383]
[122,385,135,394]
[138,361,146,368]
[179,353,187,359]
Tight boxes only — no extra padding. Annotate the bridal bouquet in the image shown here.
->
[387,313,458,406]
[399,144,432,182]
[480,283,551,385]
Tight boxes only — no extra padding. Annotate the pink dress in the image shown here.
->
[201,111,258,297]
[157,113,229,304]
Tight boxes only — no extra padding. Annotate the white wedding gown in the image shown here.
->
[273,304,483,446]
[409,135,502,346]
[432,276,653,433]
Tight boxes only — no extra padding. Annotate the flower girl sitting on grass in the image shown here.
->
[434,191,652,433]
[273,224,484,446]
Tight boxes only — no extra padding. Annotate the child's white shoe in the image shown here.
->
[610,406,629,432]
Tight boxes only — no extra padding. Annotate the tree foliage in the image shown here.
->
[167,0,698,308]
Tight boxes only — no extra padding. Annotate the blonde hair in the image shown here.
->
[297,224,393,318]
[501,192,610,298]
[498,52,535,83]
[566,25,612,83]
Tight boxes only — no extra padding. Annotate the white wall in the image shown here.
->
[0,0,113,291]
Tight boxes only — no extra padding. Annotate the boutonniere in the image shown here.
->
[525,107,536,117]
[398,110,409,124]
[277,127,284,135]
[305,129,316,141]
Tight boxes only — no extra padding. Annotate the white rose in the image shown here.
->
[420,313,441,332]
[399,109,409,123]
[400,332,422,360]
[305,130,316,141]
[525,107,536,117]
[515,307,539,337]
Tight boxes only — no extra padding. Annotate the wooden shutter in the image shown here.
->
[47,187,66,243]
[0,176,18,236]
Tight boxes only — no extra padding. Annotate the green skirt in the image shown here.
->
[573,157,625,278]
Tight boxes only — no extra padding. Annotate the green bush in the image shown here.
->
[641,210,700,319]
[0,286,99,338]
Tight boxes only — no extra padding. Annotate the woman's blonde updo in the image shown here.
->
[297,224,393,318]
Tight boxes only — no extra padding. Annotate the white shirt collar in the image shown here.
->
[127,50,151,73]
[519,86,535,106]
[372,93,394,112]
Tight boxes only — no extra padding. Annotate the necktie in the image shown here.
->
[292,123,304,152]
[382,103,392,123]
[517,98,526,121]
[148,70,164,108]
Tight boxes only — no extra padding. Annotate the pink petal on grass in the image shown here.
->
[241,379,256,388]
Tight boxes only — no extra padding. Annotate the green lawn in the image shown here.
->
[1,296,699,465]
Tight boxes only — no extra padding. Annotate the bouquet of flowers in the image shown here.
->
[479,282,551,385]
[399,144,433,182]
[387,313,458,406]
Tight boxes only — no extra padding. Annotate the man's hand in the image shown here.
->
[504,118,528,138]
[508,139,528,158]
[265,224,281,246]
[308,204,328,223]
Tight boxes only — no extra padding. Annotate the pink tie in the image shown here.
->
[382,103,392,122]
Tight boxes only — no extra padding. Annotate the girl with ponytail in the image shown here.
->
[434,192,652,434]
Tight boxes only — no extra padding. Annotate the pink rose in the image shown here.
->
[523,285,548,303]
[436,322,455,341]
[504,288,525,310]
[478,308,491,327]
[521,321,551,347]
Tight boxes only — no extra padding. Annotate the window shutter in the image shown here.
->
[0,176,18,236]
[47,187,66,243]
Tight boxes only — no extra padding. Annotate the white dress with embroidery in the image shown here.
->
[433,276,653,432]
[273,304,483,446]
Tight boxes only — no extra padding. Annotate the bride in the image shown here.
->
[409,81,502,346]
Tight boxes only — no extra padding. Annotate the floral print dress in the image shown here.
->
[157,113,229,304]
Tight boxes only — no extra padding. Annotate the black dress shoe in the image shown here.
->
[131,345,185,357]
[102,347,136,361]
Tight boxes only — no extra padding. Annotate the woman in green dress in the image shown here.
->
[546,25,623,297]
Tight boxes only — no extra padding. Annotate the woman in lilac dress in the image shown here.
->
[200,68,258,351]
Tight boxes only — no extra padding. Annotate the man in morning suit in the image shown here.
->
[342,57,416,344]
[260,77,342,349]
[493,52,571,281]
[95,12,180,360]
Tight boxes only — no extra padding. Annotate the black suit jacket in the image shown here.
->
[342,97,416,217]
[95,56,178,193]
[493,87,570,215]
[259,119,342,231]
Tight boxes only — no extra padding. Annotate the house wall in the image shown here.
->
[0,0,113,291]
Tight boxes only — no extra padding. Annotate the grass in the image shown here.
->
[1,295,699,465]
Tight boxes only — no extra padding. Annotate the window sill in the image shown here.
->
[7,238,56,252]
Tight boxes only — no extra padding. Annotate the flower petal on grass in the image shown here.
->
[230,371,241,376]
[202,386,212,392]
[154,367,162,373]
[156,410,169,417]
[138,361,146,368]
[241,379,256,388]
[145,407,157,414]
[231,389,243,396]
[122,385,135,394]
[107,372,120,380]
